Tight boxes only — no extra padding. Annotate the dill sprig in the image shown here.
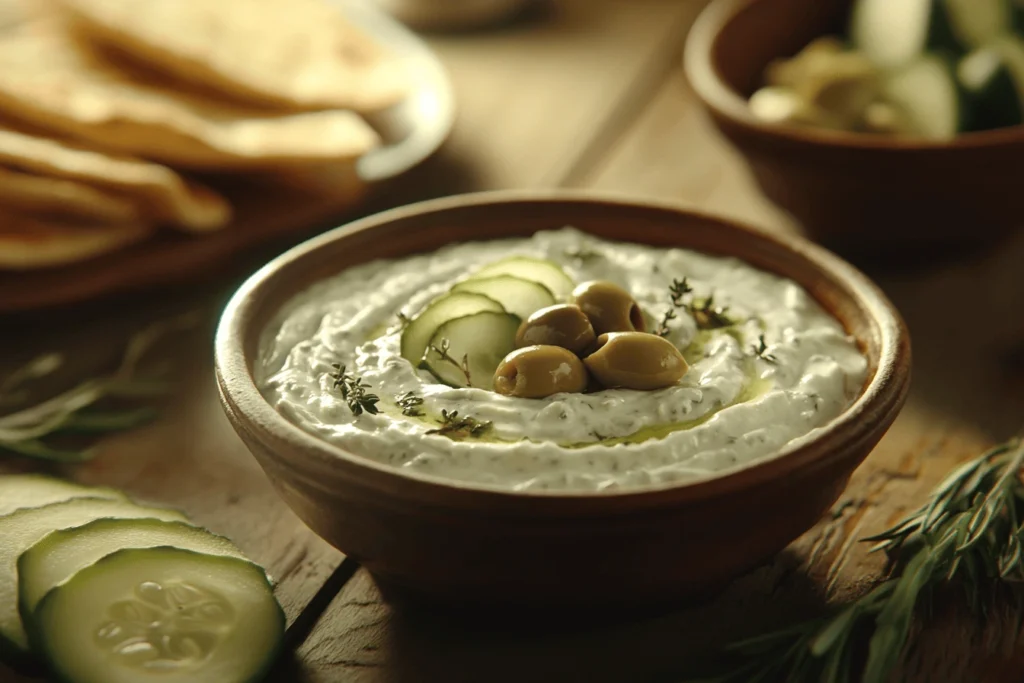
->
[428,338,473,387]
[395,391,424,417]
[681,437,1024,683]
[329,364,380,416]
[656,277,693,337]
[751,334,777,364]
[426,409,491,440]
[0,314,194,463]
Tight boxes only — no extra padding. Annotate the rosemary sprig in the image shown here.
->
[0,315,194,463]
[751,334,777,363]
[395,391,424,417]
[428,338,473,387]
[682,437,1024,683]
[426,409,491,440]
[329,364,380,416]
[656,278,693,337]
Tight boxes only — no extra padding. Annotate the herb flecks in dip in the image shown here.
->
[257,228,868,492]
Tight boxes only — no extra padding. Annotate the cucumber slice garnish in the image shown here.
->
[958,44,1024,130]
[0,497,186,658]
[420,311,521,391]
[451,275,556,321]
[883,53,964,139]
[469,257,574,300]
[849,0,960,69]
[399,292,504,366]
[33,547,283,683]
[0,475,125,517]
[18,518,245,633]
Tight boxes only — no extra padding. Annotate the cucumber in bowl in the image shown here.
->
[451,275,555,321]
[420,311,521,391]
[33,547,283,683]
[958,41,1024,130]
[399,291,503,366]
[883,53,966,139]
[469,256,574,300]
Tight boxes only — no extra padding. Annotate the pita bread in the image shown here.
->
[54,0,408,112]
[0,121,230,231]
[0,213,150,269]
[0,165,142,223]
[0,19,381,170]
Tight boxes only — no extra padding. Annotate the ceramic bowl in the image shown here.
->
[214,192,910,611]
[684,0,1024,253]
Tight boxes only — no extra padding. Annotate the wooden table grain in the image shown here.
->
[2,1,1023,682]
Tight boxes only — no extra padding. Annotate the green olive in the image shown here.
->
[515,304,596,355]
[572,280,645,335]
[493,345,588,398]
[583,332,688,390]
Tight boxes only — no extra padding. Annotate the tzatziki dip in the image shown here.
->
[256,228,868,493]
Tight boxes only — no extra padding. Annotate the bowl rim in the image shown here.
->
[214,189,910,510]
[683,0,1024,151]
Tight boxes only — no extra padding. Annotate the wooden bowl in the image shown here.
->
[683,0,1024,252]
[214,192,911,611]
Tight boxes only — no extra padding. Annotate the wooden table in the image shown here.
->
[3,1,1024,681]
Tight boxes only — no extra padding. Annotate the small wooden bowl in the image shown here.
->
[684,0,1024,252]
[214,192,910,611]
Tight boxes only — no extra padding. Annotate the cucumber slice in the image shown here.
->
[958,45,1024,130]
[34,547,283,683]
[0,475,125,517]
[0,497,186,658]
[420,311,520,391]
[469,257,574,300]
[452,276,556,321]
[883,53,965,139]
[849,0,960,69]
[18,518,245,631]
[945,0,1011,49]
[399,292,504,365]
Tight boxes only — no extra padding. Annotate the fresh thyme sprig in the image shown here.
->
[0,314,194,463]
[682,437,1024,683]
[426,409,491,440]
[751,334,777,364]
[329,364,380,416]
[396,311,411,330]
[565,246,603,265]
[428,338,473,387]
[656,278,693,337]
[395,391,424,417]
[690,294,736,330]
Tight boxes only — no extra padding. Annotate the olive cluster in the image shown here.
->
[492,280,689,399]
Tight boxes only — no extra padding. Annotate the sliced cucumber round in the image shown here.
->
[34,547,284,683]
[399,292,504,365]
[883,53,965,139]
[849,0,960,69]
[945,0,1012,49]
[420,311,520,391]
[0,498,187,658]
[469,257,574,300]
[958,44,1024,130]
[0,475,125,517]
[451,275,556,321]
[18,518,245,631]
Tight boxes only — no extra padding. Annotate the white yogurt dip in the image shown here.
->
[256,228,868,492]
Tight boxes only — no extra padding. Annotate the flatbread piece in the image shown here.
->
[54,0,408,112]
[0,165,141,223]
[0,19,381,169]
[0,213,150,270]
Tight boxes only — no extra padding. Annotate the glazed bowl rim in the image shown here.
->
[214,189,910,509]
[683,0,1024,152]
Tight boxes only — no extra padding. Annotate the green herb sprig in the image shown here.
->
[656,278,738,336]
[656,278,693,337]
[329,364,379,416]
[0,315,194,463]
[751,334,777,364]
[428,338,473,387]
[682,437,1024,683]
[426,409,491,440]
[396,391,424,417]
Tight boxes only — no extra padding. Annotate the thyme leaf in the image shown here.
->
[426,409,491,440]
[565,247,603,265]
[679,437,1024,683]
[655,277,692,337]
[655,278,737,335]
[329,364,380,416]
[750,334,777,363]
[395,391,424,417]
[428,338,473,387]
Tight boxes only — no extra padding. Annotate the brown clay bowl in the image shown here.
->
[684,0,1024,253]
[214,192,911,611]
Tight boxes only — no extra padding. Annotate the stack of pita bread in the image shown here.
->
[0,0,408,270]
